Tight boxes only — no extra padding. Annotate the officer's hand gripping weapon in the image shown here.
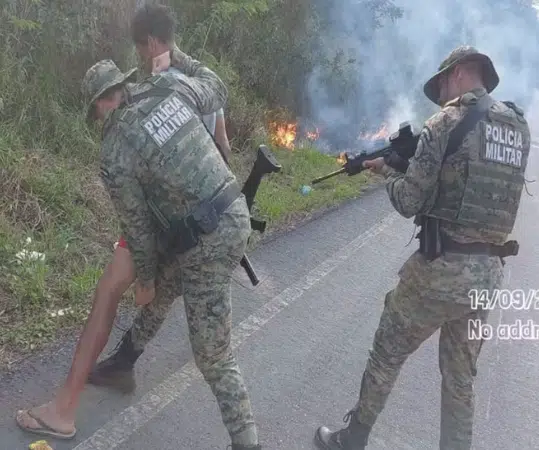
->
[239,144,282,285]
[311,122,420,184]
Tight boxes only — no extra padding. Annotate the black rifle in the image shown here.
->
[312,122,420,184]
[239,145,282,285]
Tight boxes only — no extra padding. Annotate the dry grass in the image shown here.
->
[0,163,48,231]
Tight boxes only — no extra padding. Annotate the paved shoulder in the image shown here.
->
[1,165,539,450]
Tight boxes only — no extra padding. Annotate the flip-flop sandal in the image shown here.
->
[16,409,76,440]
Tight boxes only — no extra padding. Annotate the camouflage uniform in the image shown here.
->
[315,46,530,450]
[81,56,260,449]
[126,46,229,353]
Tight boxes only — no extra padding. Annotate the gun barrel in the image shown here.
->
[311,167,346,184]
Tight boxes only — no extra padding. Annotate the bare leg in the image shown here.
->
[16,246,135,437]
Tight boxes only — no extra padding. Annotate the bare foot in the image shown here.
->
[16,401,76,439]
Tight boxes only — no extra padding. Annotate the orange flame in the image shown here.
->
[359,123,390,141]
[306,128,320,141]
[336,152,347,165]
[270,122,297,150]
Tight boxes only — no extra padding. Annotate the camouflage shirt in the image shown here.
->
[99,53,232,283]
[381,87,528,244]
[379,87,524,303]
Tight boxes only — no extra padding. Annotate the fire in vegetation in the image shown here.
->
[269,121,297,149]
[334,123,390,165]
[358,123,390,141]
[305,128,320,141]
[269,120,321,150]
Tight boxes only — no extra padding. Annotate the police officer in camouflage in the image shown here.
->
[86,3,234,393]
[314,46,530,450]
[81,55,261,449]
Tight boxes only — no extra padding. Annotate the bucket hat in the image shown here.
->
[423,45,499,104]
[81,59,138,121]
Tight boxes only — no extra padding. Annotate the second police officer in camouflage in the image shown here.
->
[81,50,261,449]
[315,46,530,450]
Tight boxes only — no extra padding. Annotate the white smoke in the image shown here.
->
[307,0,539,152]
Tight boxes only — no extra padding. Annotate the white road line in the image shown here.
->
[73,212,400,450]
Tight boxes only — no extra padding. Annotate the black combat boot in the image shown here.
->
[315,409,371,450]
[86,330,142,393]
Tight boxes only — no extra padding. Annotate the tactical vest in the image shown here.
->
[425,94,530,236]
[110,74,240,255]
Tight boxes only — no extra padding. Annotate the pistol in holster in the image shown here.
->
[150,182,241,263]
[417,215,443,261]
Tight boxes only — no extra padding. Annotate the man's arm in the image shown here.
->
[169,46,227,115]
[383,110,454,218]
[214,109,231,160]
[100,127,158,285]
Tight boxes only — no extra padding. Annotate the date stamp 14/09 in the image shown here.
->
[469,289,539,311]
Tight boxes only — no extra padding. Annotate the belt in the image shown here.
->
[441,235,519,258]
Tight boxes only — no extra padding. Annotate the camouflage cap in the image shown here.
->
[423,45,499,105]
[81,59,138,121]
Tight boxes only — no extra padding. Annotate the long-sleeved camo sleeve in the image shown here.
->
[100,124,158,284]
[169,46,227,116]
[383,109,458,218]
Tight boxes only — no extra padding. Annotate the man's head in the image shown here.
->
[131,4,176,73]
[82,59,138,122]
[423,46,499,106]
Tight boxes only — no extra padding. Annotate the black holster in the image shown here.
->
[417,215,442,261]
[157,182,241,261]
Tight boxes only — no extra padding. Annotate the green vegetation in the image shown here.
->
[0,0,391,366]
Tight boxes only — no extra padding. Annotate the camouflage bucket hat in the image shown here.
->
[81,59,138,121]
[423,45,499,105]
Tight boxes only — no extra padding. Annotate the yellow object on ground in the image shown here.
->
[29,440,54,450]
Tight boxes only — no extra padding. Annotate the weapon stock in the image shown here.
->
[311,121,419,185]
[239,145,282,285]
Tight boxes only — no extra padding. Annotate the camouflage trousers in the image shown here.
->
[354,277,490,450]
[129,198,258,446]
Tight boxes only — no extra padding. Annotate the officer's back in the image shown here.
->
[103,71,251,262]
[430,88,530,247]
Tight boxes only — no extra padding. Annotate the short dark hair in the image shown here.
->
[131,4,176,45]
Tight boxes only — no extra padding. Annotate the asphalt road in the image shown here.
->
[1,145,538,450]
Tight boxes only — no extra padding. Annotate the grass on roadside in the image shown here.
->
[0,137,375,368]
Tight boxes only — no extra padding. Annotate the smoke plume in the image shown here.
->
[306,0,539,153]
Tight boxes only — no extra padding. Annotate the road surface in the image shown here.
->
[1,145,538,449]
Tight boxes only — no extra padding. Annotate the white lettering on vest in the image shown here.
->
[143,121,154,135]
[482,122,523,168]
[140,93,194,148]
[507,129,514,146]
